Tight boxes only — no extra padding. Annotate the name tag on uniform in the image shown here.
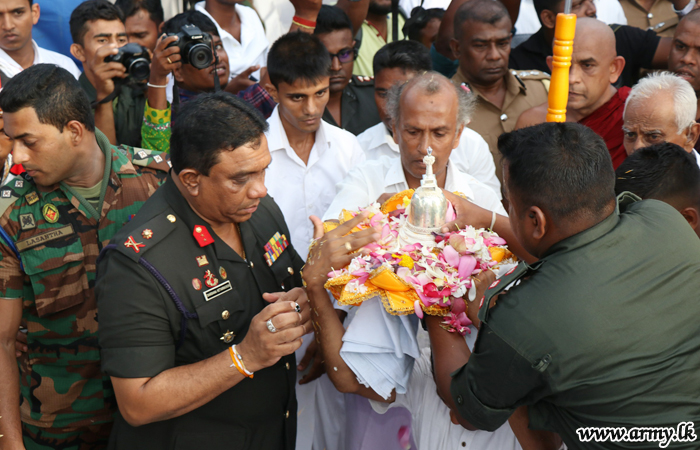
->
[203,280,232,302]
[16,225,75,251]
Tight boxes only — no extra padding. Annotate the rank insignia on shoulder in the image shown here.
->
[264,232,289,266]
[142,229,153,239]
[42,204,59,223]
[192,278,202,291]
[14,180,23,188]
[204,269,219,288]
[154,155,163,163]
[137,150,148,160]
[193,225,214,247]
[1,188,11,198]
[124,235,146,253]
[25,192,39,205]
[196,255,209,267]
[19,213,36,230]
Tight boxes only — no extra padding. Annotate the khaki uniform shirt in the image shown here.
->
[620,0,679,37]
[451,194,700,448]
[452,68,549,182]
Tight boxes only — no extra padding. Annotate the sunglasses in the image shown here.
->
[328,47,355,63]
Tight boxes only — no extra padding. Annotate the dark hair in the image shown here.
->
[373,40,432,76]
[162,10,218,37]
[614,143,700,207]
[70,0,124,46]
[267,31,331,88]
[314,5,353,35]
[499,122,615,221]
[533,0,561,19]
[404,7,444,42]
[170,92,268,175]
[114,0,164,25]
[0,64,94,132]
[454,0,510,40]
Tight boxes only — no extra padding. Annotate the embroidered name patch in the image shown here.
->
[203,280,232,302]
[16,225,75,251]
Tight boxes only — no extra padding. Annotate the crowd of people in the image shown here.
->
[0,0,699,449]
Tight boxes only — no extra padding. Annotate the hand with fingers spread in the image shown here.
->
[150,34,181,87]
[225,65,260,94]
[302,212,381,291]
[235,296,307,373]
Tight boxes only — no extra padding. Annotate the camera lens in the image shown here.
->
[187,43,213,70]
[129,57,151,82]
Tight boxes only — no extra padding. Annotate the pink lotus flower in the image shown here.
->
[458,255,477,280]
[442,245,460,268]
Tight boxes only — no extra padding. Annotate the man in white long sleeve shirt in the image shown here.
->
[263,31,365,450]
[357,40,501,198]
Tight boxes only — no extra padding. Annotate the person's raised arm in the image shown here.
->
[147,34,181,111]
[302,213,392,403]
[111,291,307,426]
[335,0,370,41]
[289,0,323,33]
[0,297,24,450]
[652,37,673,69]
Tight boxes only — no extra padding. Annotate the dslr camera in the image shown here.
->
[166,24,214,70]
[104,43,151,82]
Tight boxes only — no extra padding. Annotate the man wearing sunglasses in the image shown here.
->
[315,5,381,136]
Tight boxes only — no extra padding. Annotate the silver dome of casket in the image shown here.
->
[405,147,447,234]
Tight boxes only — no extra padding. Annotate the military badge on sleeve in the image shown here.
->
[19,213,36,230]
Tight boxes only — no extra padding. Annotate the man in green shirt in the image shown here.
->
[429,122,700,448]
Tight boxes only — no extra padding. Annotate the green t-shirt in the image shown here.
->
[72,181,103,212]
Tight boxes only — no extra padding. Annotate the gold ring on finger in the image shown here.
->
[167,57,173,64]
[344,242,352,252]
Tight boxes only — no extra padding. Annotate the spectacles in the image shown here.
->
[328,48,355,63]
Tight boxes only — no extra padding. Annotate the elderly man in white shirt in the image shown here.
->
[0,0,80,79]
[622,72,700,168]
[357,40,501,198]
[194,0,267,88]
[263,32,365,450]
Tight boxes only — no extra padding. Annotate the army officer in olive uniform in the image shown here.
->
[95,92,311,450]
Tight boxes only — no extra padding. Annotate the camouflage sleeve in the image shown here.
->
[141,100,171,154]
[96,250,176,378]
[0,202,23,299]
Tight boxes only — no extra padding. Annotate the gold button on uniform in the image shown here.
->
[167,214,176,223]
[285,362,290,370]
[284,410,290,419]
[250,262,254,268]
[222,310,230,320]
[287,267,294,275]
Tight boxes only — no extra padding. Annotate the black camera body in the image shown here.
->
[166,24,214,70]
[104,43,151,82]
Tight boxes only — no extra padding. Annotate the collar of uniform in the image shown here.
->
[541,193,636,259]
[453,68,524,102]
[267,106,331,162]
[160,174,250,263]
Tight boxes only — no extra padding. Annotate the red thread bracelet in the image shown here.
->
[293,15,317,28]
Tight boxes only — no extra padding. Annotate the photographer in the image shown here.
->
[69,0,147,147]
[142,10,276,153]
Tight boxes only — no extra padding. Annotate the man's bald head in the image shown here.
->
[574,18,617,62]
[552,17,625,117]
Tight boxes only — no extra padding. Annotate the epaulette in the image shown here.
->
[113,212,179,262]
[127,146,172,173]
[351,75,374,87]
[512,69,550,81]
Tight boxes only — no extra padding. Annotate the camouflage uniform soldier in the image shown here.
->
[0,65,168,450]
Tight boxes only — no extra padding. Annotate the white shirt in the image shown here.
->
[694,149,700,169]
[370,348,522,450]
[400,0,451,14]
[514,0,627,35]
[265,106,366,260]
[323,155,506,222]
[356,122,502,199]
[0,40,80,79]
[254,0,337,46]
[194,2,268,82]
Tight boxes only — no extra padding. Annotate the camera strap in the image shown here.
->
[90,83,122,109]
[213,53,221,93]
